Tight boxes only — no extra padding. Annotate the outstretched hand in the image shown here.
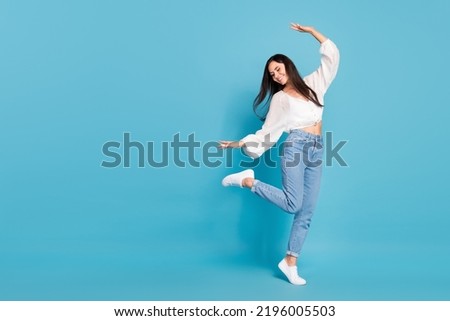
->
[290,23,315,33]
[218,140,242,149]
[218,140,234,149]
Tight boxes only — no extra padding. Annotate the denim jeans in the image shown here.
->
[251,129,324,257]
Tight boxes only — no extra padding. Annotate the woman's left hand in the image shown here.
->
[290,23,327,43]
[290,23,315,33]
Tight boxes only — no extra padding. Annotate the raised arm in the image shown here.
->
[291,23,340,102]
[290,23,327,44]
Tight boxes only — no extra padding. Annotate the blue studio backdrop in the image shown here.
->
[1,0,449,300]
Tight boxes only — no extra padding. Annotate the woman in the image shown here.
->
[219,23,340,285]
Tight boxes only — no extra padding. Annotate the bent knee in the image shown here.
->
[286,201,302,214]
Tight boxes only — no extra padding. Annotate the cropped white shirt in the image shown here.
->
[241,39,340,158]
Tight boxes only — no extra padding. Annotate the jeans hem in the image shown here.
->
[286,251,299,258]
[250,179,260,193]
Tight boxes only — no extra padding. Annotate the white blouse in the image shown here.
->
[240,38,340,158]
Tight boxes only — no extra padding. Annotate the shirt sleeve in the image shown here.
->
[303,39,340,104]
[240,92,287,159]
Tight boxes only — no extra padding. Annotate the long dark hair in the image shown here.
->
[253,54,322,120]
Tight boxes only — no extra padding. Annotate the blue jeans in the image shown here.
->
[251,129,324,257]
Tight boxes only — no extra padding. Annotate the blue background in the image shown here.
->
[1,0,449,300]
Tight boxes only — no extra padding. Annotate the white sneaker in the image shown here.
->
[278,258,307,285]
[221,169,254,188]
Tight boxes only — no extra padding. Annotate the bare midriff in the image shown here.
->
[300,121,322,136]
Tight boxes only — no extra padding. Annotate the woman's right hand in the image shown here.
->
[218,140,243,149]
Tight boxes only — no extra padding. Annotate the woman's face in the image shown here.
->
[268,61,289,85]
